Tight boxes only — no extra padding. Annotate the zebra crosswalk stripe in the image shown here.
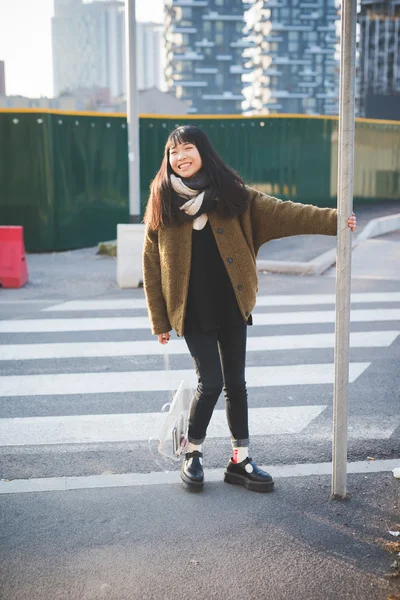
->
[0,331,397,361]
[0,363,370,397]
[1,308,400,333]
[0,405,327,446]
[41,292,400,312]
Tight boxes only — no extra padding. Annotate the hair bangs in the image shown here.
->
[167,126,199,150]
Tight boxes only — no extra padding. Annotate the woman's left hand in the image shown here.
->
[348,212,356,232]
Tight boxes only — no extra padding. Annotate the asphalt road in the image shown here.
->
[0,472,398,600]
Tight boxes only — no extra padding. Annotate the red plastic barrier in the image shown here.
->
[0,226,29,288]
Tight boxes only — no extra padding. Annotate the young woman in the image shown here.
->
[143,124,356,494]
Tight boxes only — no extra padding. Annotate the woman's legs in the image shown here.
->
[184,324,274,492]
[184,330,224,444]
[217,323,249,448]
[185,324,249,446]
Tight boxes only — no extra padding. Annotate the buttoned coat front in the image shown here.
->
[142,186,337,337]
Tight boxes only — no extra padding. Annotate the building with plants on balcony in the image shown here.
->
[165,0,250,114]
[243,0,340,115]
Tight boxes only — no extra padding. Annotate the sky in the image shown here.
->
[0,0,164,98]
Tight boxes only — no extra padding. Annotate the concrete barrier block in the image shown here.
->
[117,224,146,288]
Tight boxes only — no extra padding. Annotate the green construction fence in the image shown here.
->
[0,109,399,251]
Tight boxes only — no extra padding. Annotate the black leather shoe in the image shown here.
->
[224,457,274,492]
[181,451,204,492]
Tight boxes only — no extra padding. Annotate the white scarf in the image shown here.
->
[170,174,208,231]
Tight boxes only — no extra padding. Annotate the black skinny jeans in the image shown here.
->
[184,323,249,447]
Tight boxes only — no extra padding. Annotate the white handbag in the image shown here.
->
[157,350,194,461]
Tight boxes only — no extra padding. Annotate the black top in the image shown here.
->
[184,221,251,334]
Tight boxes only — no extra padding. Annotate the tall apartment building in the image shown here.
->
[52,1,164,98]
[52,0,126,97]
[357,0,400,119]
[0,61,5,95]
[137,22,165,91]
[244,0,339,115]
[165,0,248,114]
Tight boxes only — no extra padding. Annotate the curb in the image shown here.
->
[256,212,400,276]
[356,212,400,241]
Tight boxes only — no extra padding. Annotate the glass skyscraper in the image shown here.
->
[52,0,126,98]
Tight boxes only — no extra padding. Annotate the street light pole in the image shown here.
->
[332,0,357,498]
[125,0,141,223]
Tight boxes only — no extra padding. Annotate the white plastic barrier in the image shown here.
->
[117,224,146,288]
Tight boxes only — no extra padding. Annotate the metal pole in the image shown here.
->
[332,0,357,499]
[125,0,141,222]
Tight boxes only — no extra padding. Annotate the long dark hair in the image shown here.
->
[144,125,249,230]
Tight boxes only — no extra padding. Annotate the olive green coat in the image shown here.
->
[142,186,337,336]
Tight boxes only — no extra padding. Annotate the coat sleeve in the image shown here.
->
[247,186,338,254]
[142,225,172,335]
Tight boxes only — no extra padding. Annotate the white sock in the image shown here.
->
[232,447,249,463]
[187,443,202,454]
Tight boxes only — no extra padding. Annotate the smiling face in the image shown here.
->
[169,141,203,179]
